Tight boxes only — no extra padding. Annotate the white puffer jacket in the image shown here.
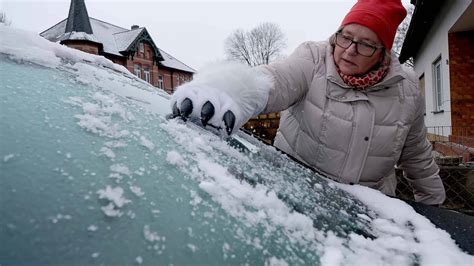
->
[259,41,445,205]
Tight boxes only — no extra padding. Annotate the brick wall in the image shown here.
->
[125,43,159,86]
[448,31,474,136]
[243,112,281,144]
[158,68,174,94]
[105,53,126,66]
[158,68,193,94]
[62,40,99,55]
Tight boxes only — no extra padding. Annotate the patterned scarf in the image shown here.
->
[336,60,389,91]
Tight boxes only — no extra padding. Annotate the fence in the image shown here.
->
[426,126,474,163]
[395,126,474,215]
[395,166,474,215]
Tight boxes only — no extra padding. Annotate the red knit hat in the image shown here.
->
[340,0,407,50]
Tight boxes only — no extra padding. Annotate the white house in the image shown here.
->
[399,0,473,141]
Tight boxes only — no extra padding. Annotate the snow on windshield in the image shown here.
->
[1,25,472,265]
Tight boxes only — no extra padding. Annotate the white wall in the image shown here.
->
[412,0,471,135]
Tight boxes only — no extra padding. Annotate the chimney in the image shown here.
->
[131,25,139,30]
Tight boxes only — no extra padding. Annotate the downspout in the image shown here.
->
[170,70,174,93]
[154,56,158,87]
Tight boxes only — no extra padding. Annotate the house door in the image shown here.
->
[419,73,425,98]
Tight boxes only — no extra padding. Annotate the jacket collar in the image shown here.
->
[325,42,406,93]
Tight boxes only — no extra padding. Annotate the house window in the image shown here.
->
[144,67,150,83]
[134,64,141,79]
[139,42,144,53]
[432,56,443,112]
[158,75,164,89]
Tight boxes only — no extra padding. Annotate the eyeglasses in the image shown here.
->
[335,32,384,57]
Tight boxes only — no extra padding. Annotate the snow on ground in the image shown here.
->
[2,25,473,265]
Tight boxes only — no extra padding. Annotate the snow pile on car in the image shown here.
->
[1,25,473,265]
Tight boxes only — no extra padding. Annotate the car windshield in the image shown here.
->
[1,26,471,265]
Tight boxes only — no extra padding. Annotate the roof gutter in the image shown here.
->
[398,0,445,63]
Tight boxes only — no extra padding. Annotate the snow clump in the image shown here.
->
[166,150,186,166]
[97,186,131,217]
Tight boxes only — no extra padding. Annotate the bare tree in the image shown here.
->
[393,6,414,67]
[225,22,286,66]
[0,12,12,26]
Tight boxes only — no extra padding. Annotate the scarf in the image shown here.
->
[336,61,389,91]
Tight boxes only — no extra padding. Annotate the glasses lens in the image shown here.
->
[357,43,376,56]
[336,34,352,48]
[336,33,379,56]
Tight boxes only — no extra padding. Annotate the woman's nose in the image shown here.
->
[345,42,358,55]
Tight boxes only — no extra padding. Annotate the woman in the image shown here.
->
[171,0,446,205]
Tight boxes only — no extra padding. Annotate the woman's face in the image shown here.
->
[333,24,384,76]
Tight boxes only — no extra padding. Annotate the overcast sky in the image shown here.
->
[1,0,411,71]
